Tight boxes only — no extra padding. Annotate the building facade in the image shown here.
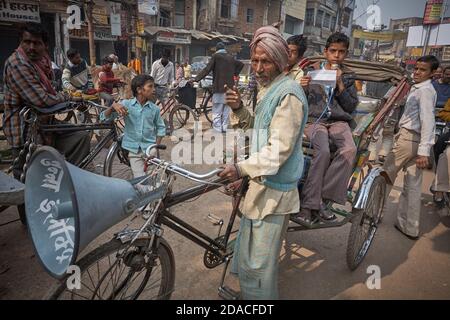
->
[303,0,355,54]
[390,17,423,59]
[281,0,307,38]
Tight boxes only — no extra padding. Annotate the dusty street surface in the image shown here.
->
[0,128,449,300]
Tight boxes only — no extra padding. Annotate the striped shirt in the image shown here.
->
[2,51,66,148]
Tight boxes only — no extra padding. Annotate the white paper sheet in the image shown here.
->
[308,70,337,87]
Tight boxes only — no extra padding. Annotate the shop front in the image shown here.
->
[0,0,61,82]
[144,27,191,67]
[68,27,126,66]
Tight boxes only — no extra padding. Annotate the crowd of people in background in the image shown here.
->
[2,21,450,300]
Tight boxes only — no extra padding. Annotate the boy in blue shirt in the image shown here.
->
[101,74,166,178]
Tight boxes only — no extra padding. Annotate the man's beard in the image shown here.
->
[255,72,278,87]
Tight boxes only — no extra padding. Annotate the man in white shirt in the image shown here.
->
[151,51,174,102]
[382,55,439,240]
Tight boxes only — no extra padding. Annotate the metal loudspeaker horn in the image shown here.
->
[25,146,139,279]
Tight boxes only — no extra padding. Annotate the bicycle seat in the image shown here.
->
[31,102,74,114]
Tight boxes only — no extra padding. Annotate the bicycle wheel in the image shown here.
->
[168,104,199,137]
[202,93,213,125]
[346,175,386,271]
[48,238,175,300]
[103,141,133,180]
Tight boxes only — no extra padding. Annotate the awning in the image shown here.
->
[144,26,249,43]
[191,30,249,42]
[190,30,216,40]
[144,26,191,36]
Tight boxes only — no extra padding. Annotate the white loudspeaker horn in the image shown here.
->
[25,146,141,279]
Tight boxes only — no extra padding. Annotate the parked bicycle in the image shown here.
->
[49,144,240,300]
[4,101,132,224]
[156,85,199,137]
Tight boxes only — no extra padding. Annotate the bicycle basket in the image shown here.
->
[176,86,197,109]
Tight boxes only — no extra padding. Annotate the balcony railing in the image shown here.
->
[324,0,338,11]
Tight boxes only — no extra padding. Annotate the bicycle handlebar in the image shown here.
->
[145,144,223,181]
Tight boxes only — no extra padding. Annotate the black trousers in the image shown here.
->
[434,131,450,166]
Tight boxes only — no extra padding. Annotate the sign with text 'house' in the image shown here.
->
[0,0,40,23]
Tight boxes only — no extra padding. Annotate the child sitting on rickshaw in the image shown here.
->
[294,32,359,224]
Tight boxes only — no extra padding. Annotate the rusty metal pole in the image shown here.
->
[135,4,142,61]
[127,4,132,62]
[86,1,96,66]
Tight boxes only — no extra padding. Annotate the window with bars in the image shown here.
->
[285,14,302,35]
[306,8,314,26]
[159,9,171,27]
[331,15,337,30]
[174,0,185,27]
[221,0,231,19]
[247,8,254,23]
[315,10,323,28]
[342,9,350,28]
[323,13,331,29]
[220,0,238,20]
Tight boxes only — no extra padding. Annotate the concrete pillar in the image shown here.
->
[54,13,62,65]
[263,0,269,26]
[193,0,197,29]
[62,18,71,60]
[209,0,217,31]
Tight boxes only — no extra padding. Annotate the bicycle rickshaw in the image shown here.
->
[17,58,411,300]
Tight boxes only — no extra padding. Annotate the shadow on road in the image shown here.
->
[278,191,445,299]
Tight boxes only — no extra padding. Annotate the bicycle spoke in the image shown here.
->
[67,288,93,300]
[118,269,146,300]
[85,268,97,292]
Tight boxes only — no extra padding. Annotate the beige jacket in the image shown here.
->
[230,74,305,220]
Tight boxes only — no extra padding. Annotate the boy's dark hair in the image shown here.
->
[287,35,308,58]
[67,48,79,60]
[102,56,114,65]
[417,55,440,71]
[131,74,154,96]
[20,23,48,44]
[326,32,350,49]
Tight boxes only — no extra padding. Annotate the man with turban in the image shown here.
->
[219,26,308,299]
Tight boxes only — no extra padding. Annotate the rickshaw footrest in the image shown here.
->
[218,286,240,300]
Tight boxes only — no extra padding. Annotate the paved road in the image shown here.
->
[0,139,449,300]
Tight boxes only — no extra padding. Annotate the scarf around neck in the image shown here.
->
[17,46,56,95]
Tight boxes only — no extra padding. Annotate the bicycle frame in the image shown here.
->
[28,109,121,170]
[124,173,246,264]
[197,87,212,113]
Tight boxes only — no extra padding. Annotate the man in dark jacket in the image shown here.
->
[296,32,359,223]
[194,42,244,132]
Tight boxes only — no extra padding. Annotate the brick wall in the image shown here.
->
[267,0,282,25]
[217,0,281,37]
[185,0,195,29]
[234,0,266,35]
